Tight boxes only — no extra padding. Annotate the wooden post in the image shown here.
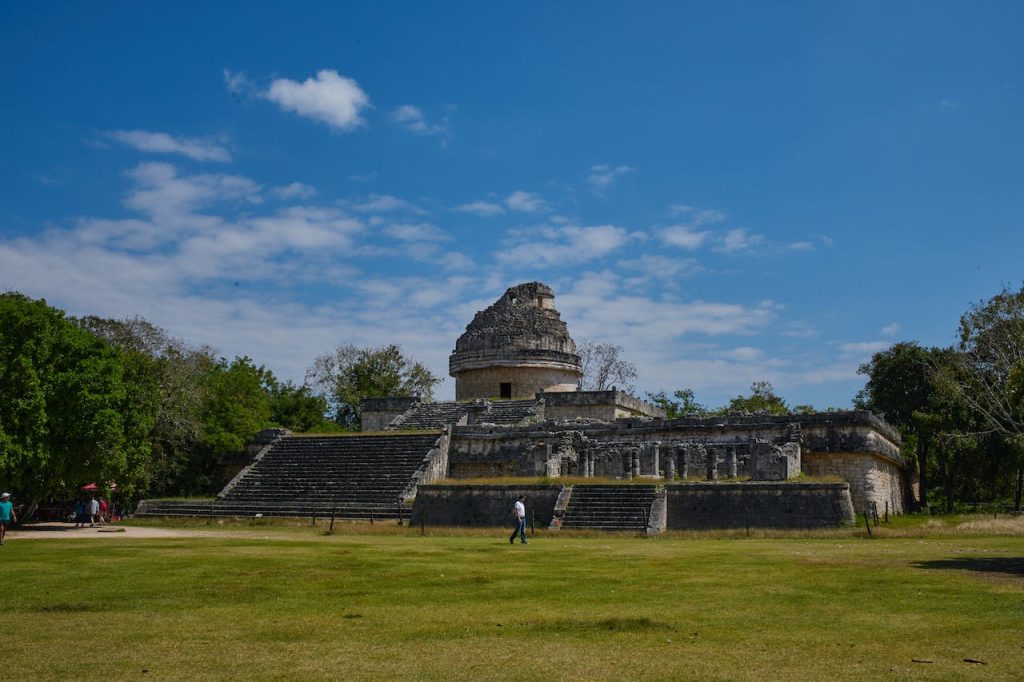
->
[641,506,648,533]
[863,511,873,537]
[420,510,425,536]
[530,506,535,535]
[370,508,374,526]
[329,505,336,533]
[311,503,317,527]
[397,499,403,526]
[884,501,889,523]
[744,504,750,537]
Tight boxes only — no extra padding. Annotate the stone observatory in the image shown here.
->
[449,282,583,400]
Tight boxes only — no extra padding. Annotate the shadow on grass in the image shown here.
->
[913,556,1024,577]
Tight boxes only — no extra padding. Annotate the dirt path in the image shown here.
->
[5,522,313,541]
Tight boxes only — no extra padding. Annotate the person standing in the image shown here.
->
[0,493,16,545]
[509,495,527,545]
[88,495,100,527]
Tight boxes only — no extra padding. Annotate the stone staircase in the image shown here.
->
[559,485,659,532]
[136,433,441,520]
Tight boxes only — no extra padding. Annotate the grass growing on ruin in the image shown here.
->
[4,527,1023,680]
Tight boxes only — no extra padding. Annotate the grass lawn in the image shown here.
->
[3,522,1023,680]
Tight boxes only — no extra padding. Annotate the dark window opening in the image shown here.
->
[500,382,512,399]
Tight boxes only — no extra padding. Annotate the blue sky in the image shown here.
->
[2,2,1022,408]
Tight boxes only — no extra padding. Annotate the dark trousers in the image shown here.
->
[510,517,527,543]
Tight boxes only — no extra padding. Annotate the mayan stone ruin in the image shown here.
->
[139,281,909,531]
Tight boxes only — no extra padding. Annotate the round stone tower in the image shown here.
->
[449,282,583,401]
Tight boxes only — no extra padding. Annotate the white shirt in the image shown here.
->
[514,500,526,519]
[89,499,99,514]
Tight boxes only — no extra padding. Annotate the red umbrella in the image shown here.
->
[80,483,99,491]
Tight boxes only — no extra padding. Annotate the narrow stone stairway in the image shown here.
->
[558,484,658,532]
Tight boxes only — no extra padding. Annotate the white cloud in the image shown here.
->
[719,346,765,362]
[351,194,424,214]
[454,201,505,217]
[105,130,231,162]
[838,341,892,356]
[659,226,712,250]
[715,228,766,254]
[618,255,703,287]
[506,190,547,213]
[439,251,476,272]
[786,241,815,251]
[588,163,635,194]
[223,69,255,97]
[496,224,633,268]
[381,222,451,243]
[271,182,317,200]
[391,105,449,137]
[264,69,370,131]
[880,323,900,336]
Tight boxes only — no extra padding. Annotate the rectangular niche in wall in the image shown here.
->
[500,382,512,399]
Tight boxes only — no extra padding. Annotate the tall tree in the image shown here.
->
[577,340,638,392]
[0,294,151,516]
[949,284,1024,510]
[306,344,441,427]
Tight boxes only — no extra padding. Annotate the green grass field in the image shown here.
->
[4,520,1023,680]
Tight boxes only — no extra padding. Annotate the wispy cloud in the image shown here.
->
[271,182,317,200]
[715,228,767,254]
[391,105,450,138]
[659,226,712,250]
[454,201,505,217]
[381,222,451,243]
[496,224,633,267]
[588,163,635,195]
[350,194,425,214]
[880,323,900,336]
[505,190,547,213]
[105,130,231,162]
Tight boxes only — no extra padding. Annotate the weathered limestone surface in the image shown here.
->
[410,484,562,527]
[665,483,855,529]
[449,282,583,400]
[361,397,421,431]
[541,389,664,420]
[802,452,905,514]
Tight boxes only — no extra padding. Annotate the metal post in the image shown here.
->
[329,506,336,533]
[397,499,403,526]
[370,508,374,526]
[863,511,873,537]
[884,501,889,523]
[311,502,317,527]
[421,510,425,535]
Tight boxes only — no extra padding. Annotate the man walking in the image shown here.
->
[0,493,16,545]
[509,494,527,545]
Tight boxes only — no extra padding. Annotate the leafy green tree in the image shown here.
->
[721,381,789,415]
[0,293,152,517]
[75,315,211,496]
[306,344,441,427]
[950,284,1024,510]
[267,378,332,432]
[646,389,707,418]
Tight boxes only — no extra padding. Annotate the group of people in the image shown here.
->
[73,495,109,528]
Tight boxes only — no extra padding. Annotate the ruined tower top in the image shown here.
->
[449,282,583,400]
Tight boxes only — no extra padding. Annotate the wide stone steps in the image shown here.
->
[391,399,539,429]
[559,485,658,532]
[203,433,440,516]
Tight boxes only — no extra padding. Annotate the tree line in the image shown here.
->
[0,292,440,515]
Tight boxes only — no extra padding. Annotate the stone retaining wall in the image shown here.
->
[802,451,905,514]
[410,484,563,527]
[665,482,855,530]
